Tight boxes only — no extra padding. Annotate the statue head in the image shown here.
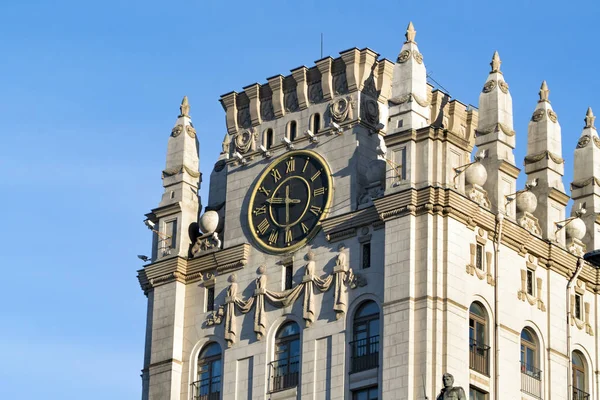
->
[257,264,266,275]
[306,251,315,261]
[338,243,346,251]
[442,373,454,388]
[228,273,237,283]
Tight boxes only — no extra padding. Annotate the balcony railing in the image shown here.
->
[469,338,490,376]
[350,335,380,373]
[520,361,542,398]
[269,355,300,392]
[573,387,591,400]
[191,377,221,400]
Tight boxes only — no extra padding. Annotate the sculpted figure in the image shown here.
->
[336,243,347,270]
[256,264,267,289]
[227,273,238,298]
[221,133,231,155]
[305,251,316,276]
[436,373,466,400]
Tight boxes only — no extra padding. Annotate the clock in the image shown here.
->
[248,150,333,254]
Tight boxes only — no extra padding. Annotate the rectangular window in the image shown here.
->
[352,386,378,400]
[165,219,177,250]
[362,243,371,269]
[469,386,488,400]
[284,264,293,290]
[526,270,534,296]
[206,287,215,312]
[475,244,484,270]
[575,294,582,319]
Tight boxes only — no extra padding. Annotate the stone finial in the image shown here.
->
[179,96,190,117]
[538,81,550,103]
[585,107,596,129]
[490,51,501,73]
[405,21,416,43]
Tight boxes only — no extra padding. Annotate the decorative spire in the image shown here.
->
[179,96,190,118]
[538,81,550,103]
[405,21,416,43]
[490,51,501,73]
[585,107,596,129]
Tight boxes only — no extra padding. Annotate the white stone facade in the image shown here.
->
[138,23,600,400]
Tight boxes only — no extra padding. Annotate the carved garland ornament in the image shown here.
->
[395,93,430,107]
[162,165,201,178]
[571,177,600,189]
[523,150,564,165]
[234,129,256,154]
[499,80,509,94]
[476,123,515,137]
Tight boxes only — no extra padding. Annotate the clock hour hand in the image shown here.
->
[266,197,285,204]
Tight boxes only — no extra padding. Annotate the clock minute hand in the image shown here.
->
[266,197,285,204]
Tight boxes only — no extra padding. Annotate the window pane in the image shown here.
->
[277,322,300,338]
[356,301,379,318]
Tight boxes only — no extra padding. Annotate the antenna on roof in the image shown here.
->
[426,71,451,95]
[320,33,323,58]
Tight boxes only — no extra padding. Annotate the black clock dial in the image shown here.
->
[248,150,333,253]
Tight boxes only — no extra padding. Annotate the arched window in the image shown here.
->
[312,113,321,134]
[520,327,542,397]
[288,121,297,141]
[469,302,489,375]
[271,322,300,392]
[351,301,380,373]
[573,351,589,399]
[264,128,274,149]
[193,342,222,400]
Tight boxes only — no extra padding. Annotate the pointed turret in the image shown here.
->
[389,22,429,131]
[571,107,600,250]
[523,81,568,243]
[147,96,201,260]
[475,52,519,215]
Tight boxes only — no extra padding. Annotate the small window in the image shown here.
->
[165,219,177,250]
[573,351,588,397]
[362,243,371,269]
[206,287,215,312]
[475,244,484,270]
[526,270,534,296]
[352,386,378,400]
[284,264,293,290]
[391,148,406,183]
[265,128,274,149]
[289,121,297,141]
[469,386,487,400]
[313,113,321,134]
[575,294,582,320]
[397,119,403,128]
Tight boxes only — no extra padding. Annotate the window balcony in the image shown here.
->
[573,387,590,400]
[191,377,221,400]
[469,338,490,376]
[269,355,300,393]
[350,335,380,373]
[520,361,542,398]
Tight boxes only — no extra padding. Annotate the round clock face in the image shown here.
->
[248,150,333,253]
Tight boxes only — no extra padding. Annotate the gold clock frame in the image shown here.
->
[247,149,333,254]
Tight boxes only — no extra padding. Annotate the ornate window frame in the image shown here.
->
[517,255,546,312]
[466,228,494,285]
[570,280,594,336]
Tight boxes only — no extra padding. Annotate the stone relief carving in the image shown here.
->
[498,80,509,94]
[186,125,196,138]
[524,150,564,165]
[531,109,545,122]
[394,93,430,108]
[482,79,497,93]
[171,124,183,137]
[329,96,354,123]
[571,177,600,189]
[308,82,323,104]
[476,122,515,137]
[397,49,411,63]
[436,373,466,400]
[518,212,542,236]
[465,185,491,209]
[260,98,275,121]
[363,98,380,125]
[233,129,257,154]
[413,50,423,64]
[284,90,299,113]
[237,107,252,129]
[548,109,558,122]
[191,232,222,256]
[333,72,348,95]
[220,133,231,155]
[577,135,590,148]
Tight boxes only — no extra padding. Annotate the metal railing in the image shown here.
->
[350,335,380,373]
[269,355,300,392]
[191,377,221,400]
[469,338,490,376]
[573,387,591,400]
[520,361,542,398]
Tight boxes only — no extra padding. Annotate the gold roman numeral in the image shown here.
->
[268,230,279,244]
[258,186,271,196]
[301,223,309,234]
[313,187,325,196]
[310,205,322,216]
[257,219,270,235]
[253,205,266,216]
[302,158,310,172]
[285,229,293,244]
[311,170,322,182]
[271,168,282,182]
[286,158,295,173]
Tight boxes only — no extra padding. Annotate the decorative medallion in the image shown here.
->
[308,82,323,104]
[284,90,299,113]
[594,136,600,149]
[548,109,558,123]
[333,72,348,95]
[330,97,352,123]
[413,51,423,64]
[577,135,590,149]
[397,49,411,63]
[234,129,256,154]
[482,80,497,93]
[499,80,509,94]
[237,107,252,129]
[260,99,275,121]
[171,124,183,137]
[531,109,546,122]
[186,125,197,138]
[247,150,333,254]
[364,99,380,124]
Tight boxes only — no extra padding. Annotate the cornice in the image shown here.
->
[497,160,520,179]
[548,187,570,206]
[383,126,471,152]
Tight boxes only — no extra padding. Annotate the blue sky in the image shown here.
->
[0,1,598,398]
